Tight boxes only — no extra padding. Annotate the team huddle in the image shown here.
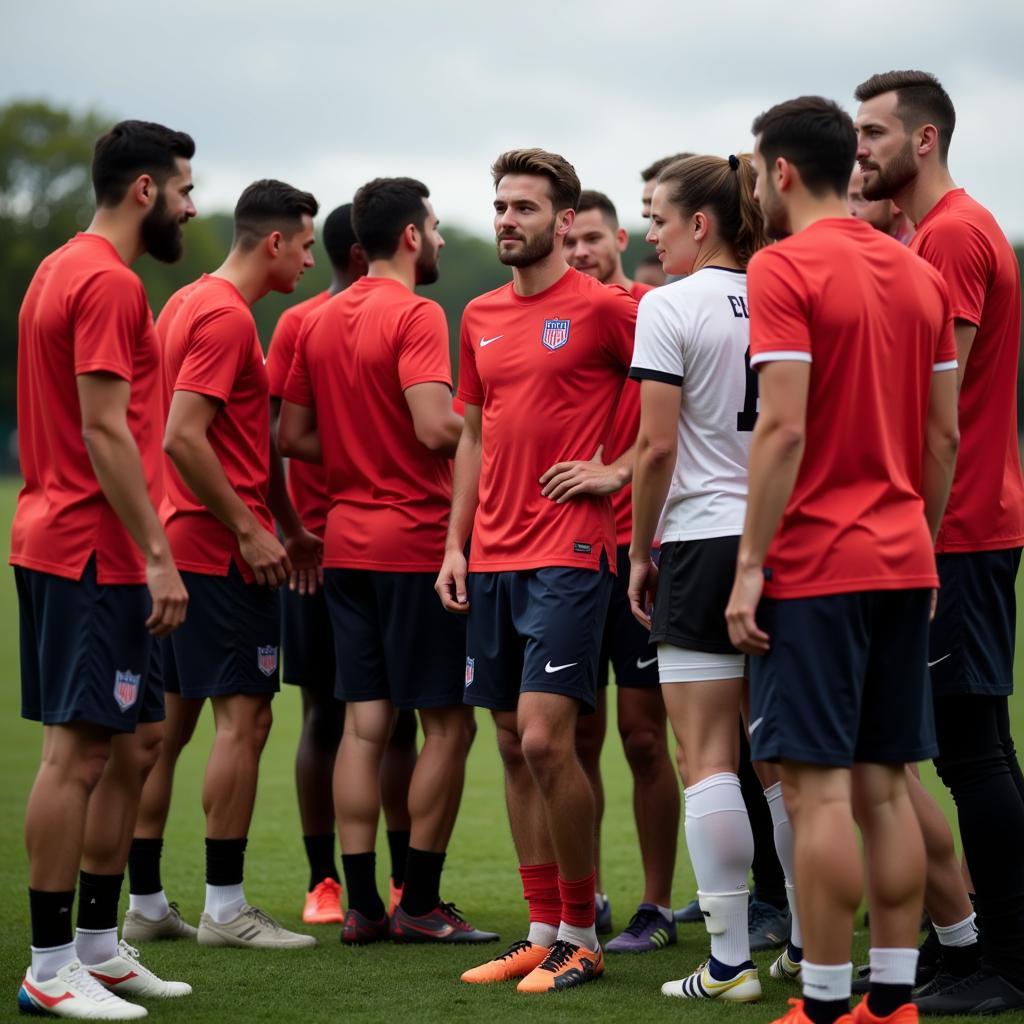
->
[12,67,1024,1024]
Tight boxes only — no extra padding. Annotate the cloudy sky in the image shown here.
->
[5,0,1024,239]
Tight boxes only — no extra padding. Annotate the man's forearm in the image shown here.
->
[629,439,674,558]
[445,432,481,552]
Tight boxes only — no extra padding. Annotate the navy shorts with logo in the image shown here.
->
[929,548,1022,698]
[168,564,281,699]
[749,588,937,767]
[324,569,465,710]
[281,585,337,694]
[465,557,614,714]
[599,546,658,688]
[16,556,164,731]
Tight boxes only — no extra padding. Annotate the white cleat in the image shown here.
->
[18,960,147,1019]
[196,904,316,949]
[770,948,802,983]
[85,941,191,999]
[122,902,197,942]
[661,960,762,1002]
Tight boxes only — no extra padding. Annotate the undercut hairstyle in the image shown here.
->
[854,69,956,163]
[91,120,195,207]
[751,96,857,197]
[322,203,358,270]
[640,153,694,183]
[232,179,319,251]
[491,149,581,213]
[577,189,619,228]
[351,177,431,262]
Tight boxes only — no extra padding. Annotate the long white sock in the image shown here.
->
[128,890,170,921]
[685,772,754,966]
[765,782,802,950]
[869,947,918,985]
[30,941,76,983]
[204,883,245,924]
[802,960,853,1002]
[934,912,978,948]
[74,927,118,966]
[556,920,598,950]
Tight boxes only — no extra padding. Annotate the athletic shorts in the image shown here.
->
[168,565,281,700]
[598,546,658,688]
[324,569,465,710]
[281,585,337,693]
[16,556,164,731]
[749,588,937,768]
[464,559,614,714]
[929,548,1021,698]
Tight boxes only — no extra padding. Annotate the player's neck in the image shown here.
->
[365,259,416,292]
[895,165,959,227]
[787,194,851,235]
[512,253,570,298]
[85,209,144,265]
[604,266,633,291]
[211,250,271,307]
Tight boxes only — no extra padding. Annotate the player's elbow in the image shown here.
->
[928,422,960,464]
[80,416,120,453]
[638,433,676,468]
[162,426,194,467]
[276,426,299,459]
[414,417,454,452]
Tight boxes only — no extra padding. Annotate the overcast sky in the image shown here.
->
[5,1,1024,240]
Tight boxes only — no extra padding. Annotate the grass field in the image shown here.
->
[1,475,1022,1023]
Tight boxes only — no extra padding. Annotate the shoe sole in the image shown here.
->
[197,931,315,950]
[662,978,762,1002]
[391,933,500,944]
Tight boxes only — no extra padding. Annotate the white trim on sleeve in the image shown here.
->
[932,360,958,373]
[749,350,813,367]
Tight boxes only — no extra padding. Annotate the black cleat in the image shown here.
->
[913,968,1024,1016]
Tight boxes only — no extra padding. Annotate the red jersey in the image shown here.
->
[748,218,955,599]
[158,275,274,580]
[11,233,163,585]
[266,290,332,538]
[283,276,454,571]
[458,267,635,572]
[909,189,1024,553]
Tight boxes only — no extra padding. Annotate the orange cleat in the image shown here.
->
[461,940,548,983]
[388,878,403,918]
[852,996,918,1024]
[302,877,343,924]
[771,999,854,1024]
[517,940,604,993]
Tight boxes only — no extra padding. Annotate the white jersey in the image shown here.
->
[630,266,753,542]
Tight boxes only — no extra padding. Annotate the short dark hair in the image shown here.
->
[491,149,581,213]
[91,120,195,207]
[351,177,431,261]
[854,69,956,163]
[640,153,694,183]
[322,203,358,270]
[232,179,318,251]
[577,189,619,228]
[751,96,857,197]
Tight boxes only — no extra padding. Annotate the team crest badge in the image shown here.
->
[541,318,571,351]
[114,670,141,712]
[465,657,475,687]
[257,645,279,677]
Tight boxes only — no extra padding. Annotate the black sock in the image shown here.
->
[939,941,982,978]
[341,852,384,919]
[803,996,851,1024]
[205,837,247,886]
[29,888,75,949]
[399,848,446,916]
[128,837,163,895]
[387,830,411,888]
[868,983,912,1016]
[303,834,339,891]
[76,872,123,932]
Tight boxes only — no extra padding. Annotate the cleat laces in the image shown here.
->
[245,905,281,930]
[622,907,662,937]
[539,939,578,973]
[67,962,120,1003]
[438,902,468,925]
[495,940,533,960]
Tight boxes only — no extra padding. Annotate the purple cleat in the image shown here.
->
[605,903,677,953]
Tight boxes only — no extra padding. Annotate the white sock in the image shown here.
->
[802,960,853,1002]
[128,890,170,921]
[685,773,754,965]
[527,921,558,946]
[204,882,245,924]
[656,904,673,922]
[786,883,803,951]
[935,912,979,948]
[869,947,918,986]
[765,783,803,949]
[30,941,76,983]
[74,927,118,966]
[557,920,598,950]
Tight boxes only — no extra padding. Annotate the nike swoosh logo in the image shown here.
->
[749,716,764,734]
[479,335,504,347]
[544,661,578,674]
[928,653,952,668]
[636,656,657,670]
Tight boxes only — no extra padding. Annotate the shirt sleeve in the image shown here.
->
[282,320,314,407]
[397,300,453,391]
[173,305,252,401]
[599,285,637,370]
[914,217,991,327]
[747,248,813,369]
[629,290,684,386]
[265,307,300,398]
[933,282,958,372]
[72,269,147,382]
[455,311,483,406]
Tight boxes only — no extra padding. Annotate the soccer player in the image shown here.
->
[848,167,913,243]
[855,69,1024,1015]
[634,254,667,288]
[280,177,495,947]
[725,96,959,1024]
[562,188,680,952]
[438,148,635,993]
[641,153,694,219]
[629,152,769,1000]
[14,120,195,1018]
[158,179,322,950]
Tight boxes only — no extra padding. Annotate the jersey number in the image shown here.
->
[736,346,758,431]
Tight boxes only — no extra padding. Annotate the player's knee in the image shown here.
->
[74,744,113,791]
[520,723,572,776]
[620,724,664,776]
[251,701,274,749]
[495,721,525,769]
[133,729,164,777]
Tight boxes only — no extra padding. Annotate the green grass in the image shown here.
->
[0,473,1022,1022]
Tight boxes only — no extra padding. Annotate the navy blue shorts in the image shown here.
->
[749,588,937,767]
[324,569,465,710]
[16,557,164,732]
[167,565,281,700]
[465,559,614,713]
[929,549,1021,698]
[599,546,658,688]
[281,585,337,694]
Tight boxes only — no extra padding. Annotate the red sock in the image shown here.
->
[519,862,560,927]
[558,870,596,928]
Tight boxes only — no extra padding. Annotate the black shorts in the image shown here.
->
[464,560,614,714]
[16,557,164,731]
[749,588,937,768]
[281,586,337,694]
[599,546,658,688]
[324,569,465,710]
[929,548,1021,698]
[168,565,281,700]
[650,537,740,654]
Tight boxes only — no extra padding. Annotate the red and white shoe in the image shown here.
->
[84,941,190,999]
[18,959,147,1018]
[302,878,343,925]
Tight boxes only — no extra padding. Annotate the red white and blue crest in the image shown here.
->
[541,318,571,351]
[464,657,475,687]
[114,670,141,712]
[257,645,279,677]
